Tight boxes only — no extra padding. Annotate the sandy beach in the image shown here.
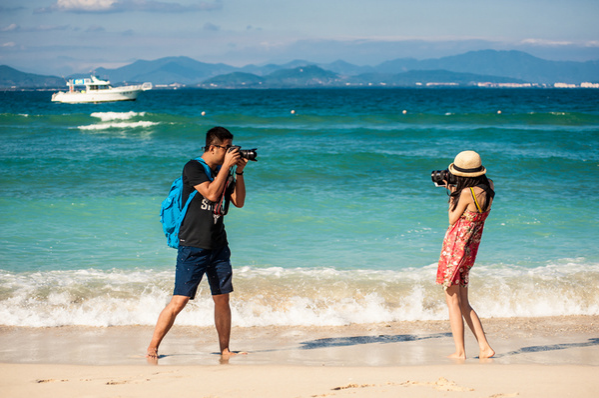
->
[1,315,598,397]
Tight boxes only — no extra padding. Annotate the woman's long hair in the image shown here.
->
[449,174,494,212]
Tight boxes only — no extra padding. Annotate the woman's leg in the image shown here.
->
[458,286,495,358]
[444,284,466,359]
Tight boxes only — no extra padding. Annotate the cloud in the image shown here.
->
[2,42,17,48]
[520,38,574,47]
[203,23,220,32]
[520,38,599,49]
[56,0,117,12]
[85,25,106,32]
[2,24,20,32]
[36,0,223,13]
[1,24,69,32]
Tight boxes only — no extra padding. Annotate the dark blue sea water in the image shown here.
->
[1,88,598,327]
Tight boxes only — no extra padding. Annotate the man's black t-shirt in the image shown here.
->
[178,159,234,250]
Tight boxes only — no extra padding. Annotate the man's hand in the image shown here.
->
[223,147,241,169]
[236,157,248,172]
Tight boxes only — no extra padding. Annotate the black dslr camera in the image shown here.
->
[431,169,456,187]
[229,145,258,161]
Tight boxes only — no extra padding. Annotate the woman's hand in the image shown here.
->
[443,180,456,193]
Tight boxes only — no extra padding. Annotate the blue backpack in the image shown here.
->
[160,157,216,249]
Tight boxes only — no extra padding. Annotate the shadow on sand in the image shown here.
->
[496,337,599,358]
[298,333,451,350]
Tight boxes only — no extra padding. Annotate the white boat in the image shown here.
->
[51,75,152,103]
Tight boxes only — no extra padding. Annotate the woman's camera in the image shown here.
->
[431,169,456,187]
[229,145,258,161]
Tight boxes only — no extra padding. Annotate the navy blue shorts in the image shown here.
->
[173,245,234,299]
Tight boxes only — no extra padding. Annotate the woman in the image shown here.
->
[437,150,495,360]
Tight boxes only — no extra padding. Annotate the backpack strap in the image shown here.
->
[178,157,213,218]
[470,187,483,213]
[194,157,231,216]
[195,157,218,181]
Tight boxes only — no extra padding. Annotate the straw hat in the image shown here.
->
[448,150,486,177]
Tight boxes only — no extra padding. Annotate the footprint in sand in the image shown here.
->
[331,383,375,390]
[400,377,474,392]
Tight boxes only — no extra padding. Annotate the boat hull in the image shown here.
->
[51,83,151,104]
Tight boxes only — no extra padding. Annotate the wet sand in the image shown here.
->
[1,315,598,397]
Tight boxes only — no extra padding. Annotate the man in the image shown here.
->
[147,126,248,360]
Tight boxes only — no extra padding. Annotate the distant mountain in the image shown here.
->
[245,59,315,75]
[347,70,528,87]
[375,50,599,84]
[203,72,266,87]
[201,67,527,88]
[238,59,376,77]
[2,50,598,88]
[201,65,342,88]
[319,59,376,76]
[266,65,341,87]
[0,65,64,88]
[95,56,236,84]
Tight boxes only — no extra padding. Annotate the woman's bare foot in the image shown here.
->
[479,347,495,359]
[447,352,466,360]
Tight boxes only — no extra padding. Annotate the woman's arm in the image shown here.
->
[448,189,471,226]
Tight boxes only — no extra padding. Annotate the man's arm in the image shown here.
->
[195,150,240,202]
[230,158,247,208]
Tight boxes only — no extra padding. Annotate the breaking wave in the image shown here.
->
[1,259,598,328]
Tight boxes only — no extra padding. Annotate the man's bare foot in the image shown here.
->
[219,349,248,363]
[479,347,495,359]
[145,347,159,365]
[146,347,159,359]
[220,350,245,364]
[221,349,248,358]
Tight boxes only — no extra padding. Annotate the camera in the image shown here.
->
[431,169,456,187]
[229,145,258,161]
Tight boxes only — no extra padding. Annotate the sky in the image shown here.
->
[1,0,598,75]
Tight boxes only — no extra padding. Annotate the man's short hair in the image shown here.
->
[205,126,234,151]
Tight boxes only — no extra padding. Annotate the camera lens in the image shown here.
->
[240,149,258,161]
[431,169,456,186]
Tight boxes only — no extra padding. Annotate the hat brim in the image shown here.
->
[448,163,486,177]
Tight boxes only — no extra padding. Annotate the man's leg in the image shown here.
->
[213,293,234,357]
[146,295,190,358]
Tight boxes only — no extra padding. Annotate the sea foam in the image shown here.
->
[90,111,146,121]
[76,112,157,130]
[77,121,159,130]
[1,260,598,328]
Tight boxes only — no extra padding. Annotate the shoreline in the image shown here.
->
[1,315,598,397]
[1,315,597,366]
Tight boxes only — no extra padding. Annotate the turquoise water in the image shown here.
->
[1,89,598,327]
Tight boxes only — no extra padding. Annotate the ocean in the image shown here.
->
[1,88,598,328]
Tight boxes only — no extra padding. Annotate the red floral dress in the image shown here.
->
[436,210,489,289]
